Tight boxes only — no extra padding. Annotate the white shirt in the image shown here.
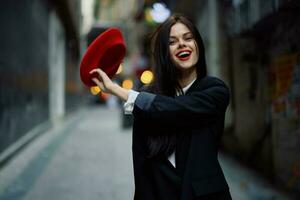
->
[123,78,197,168]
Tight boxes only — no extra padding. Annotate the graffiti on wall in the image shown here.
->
[269,53,300,193]
[269,53,300,118]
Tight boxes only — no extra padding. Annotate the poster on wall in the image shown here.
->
[269,53,300,118]
[269,53,300,191]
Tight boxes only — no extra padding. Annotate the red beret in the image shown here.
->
[80,28,126,87]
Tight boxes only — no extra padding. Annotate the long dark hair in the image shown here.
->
[146,13,207,158]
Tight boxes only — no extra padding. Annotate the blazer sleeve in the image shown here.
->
[132,77,230,128]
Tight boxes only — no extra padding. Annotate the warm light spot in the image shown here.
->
[140,70,153,84]
[90,86,101,95]
[145,8,154,24]
[116,64,123,75]
[100,92,109,100]
[122,79,133,89]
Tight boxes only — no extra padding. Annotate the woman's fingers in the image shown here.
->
[97,69,110,81]
[91,78,105,90]
[89,68,125,99]
[90,68,108,81]
[90,68,114,93]
[89,68,101,73]
[89,68,105,75]
[89,68,101,77]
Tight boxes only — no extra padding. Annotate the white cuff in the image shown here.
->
[123,90,139,115]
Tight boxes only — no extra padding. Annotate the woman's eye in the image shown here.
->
[169,40,175,45]
[185,37,193,41]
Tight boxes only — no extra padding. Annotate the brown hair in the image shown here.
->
[147,13,207,158]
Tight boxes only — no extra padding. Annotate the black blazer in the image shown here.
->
[132,76,231,200]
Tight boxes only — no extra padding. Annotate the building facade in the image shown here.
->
[0,0,83,166]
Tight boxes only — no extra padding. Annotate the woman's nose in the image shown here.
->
[178,39,186,48]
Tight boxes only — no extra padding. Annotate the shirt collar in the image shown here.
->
[176,78,197,96]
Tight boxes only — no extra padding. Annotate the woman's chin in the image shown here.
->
[176,63,196,71]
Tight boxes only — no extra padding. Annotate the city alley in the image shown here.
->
[0,105,291,200]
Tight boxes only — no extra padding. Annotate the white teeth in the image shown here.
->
[178,51,190,57]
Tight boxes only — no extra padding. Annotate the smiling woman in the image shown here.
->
[90,13,232,200]
[169,22,199,88]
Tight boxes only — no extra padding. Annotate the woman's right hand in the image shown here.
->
[89,68,129,102]
[89,68,115,94]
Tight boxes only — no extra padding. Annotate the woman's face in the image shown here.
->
[169,22,199,72]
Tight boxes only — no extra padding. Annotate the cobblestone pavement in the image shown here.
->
[0,105,292,200]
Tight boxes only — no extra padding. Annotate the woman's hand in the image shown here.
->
[89,68,115,94]
[89,68,129,101]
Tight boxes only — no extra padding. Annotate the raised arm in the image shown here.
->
[90,69,229,128]
[133,77,230,128]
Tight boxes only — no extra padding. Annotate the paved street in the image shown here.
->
[0,105,292,200]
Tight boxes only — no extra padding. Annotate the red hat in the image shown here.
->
[80,28,126,87]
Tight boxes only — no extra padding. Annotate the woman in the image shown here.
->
[90,13,232,200]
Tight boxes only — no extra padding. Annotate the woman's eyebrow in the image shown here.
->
[183,32,192,36]
[170,32,192,38]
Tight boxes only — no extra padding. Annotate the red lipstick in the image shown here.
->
[175,50,191,61]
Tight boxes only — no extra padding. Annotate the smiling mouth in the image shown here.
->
[176,50,191,61]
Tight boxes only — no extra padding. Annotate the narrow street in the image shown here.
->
[0,105,290,200]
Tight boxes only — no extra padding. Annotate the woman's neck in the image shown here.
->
[178,68,197,88]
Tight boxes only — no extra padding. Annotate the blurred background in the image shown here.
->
[0,0,300,199]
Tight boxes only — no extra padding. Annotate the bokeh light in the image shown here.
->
[122,79,133,89]
[90,86,101,95]
[140,70,153,84]
[150,3,170,23]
